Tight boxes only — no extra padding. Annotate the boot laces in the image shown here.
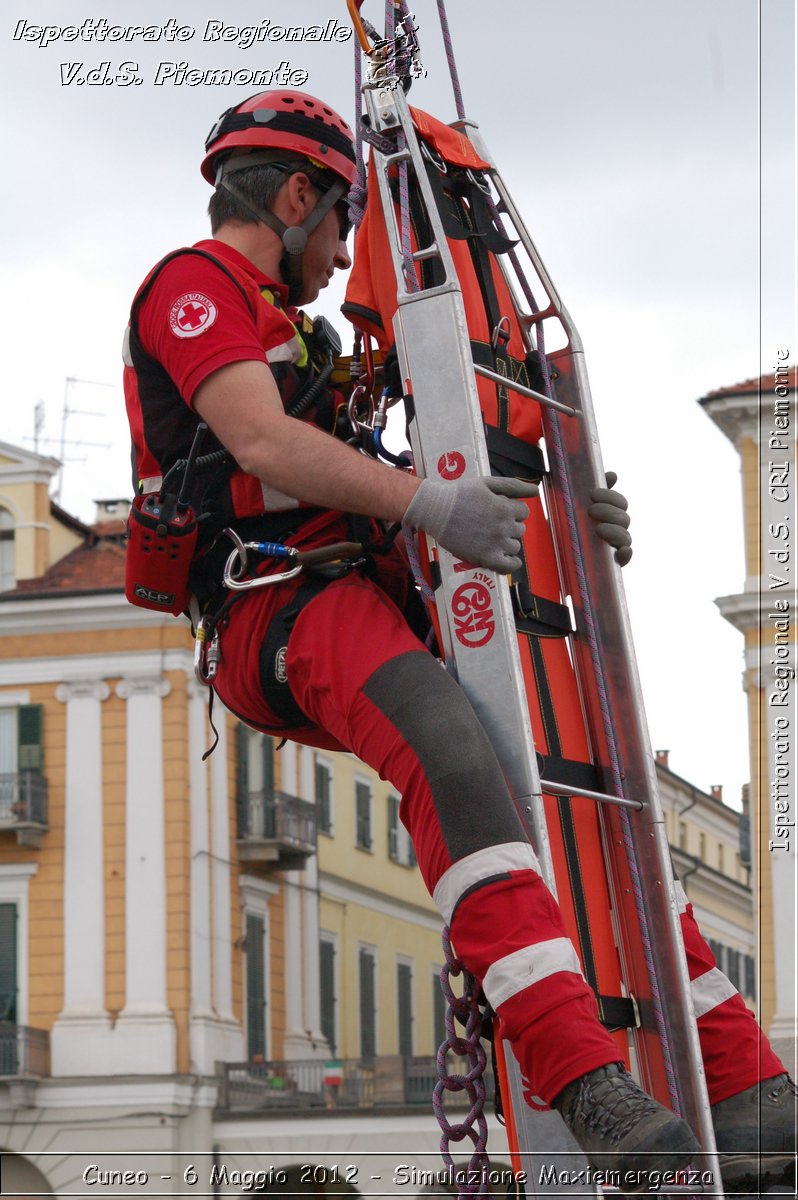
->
[563,1067,662,1145]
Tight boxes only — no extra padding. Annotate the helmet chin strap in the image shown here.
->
[216,158,346,305]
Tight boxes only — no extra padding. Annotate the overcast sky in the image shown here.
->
[2,1,795,809]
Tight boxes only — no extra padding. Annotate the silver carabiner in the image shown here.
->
[419,139,448,174]
[194,615,221,685]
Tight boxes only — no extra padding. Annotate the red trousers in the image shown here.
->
[213,553,783,1105]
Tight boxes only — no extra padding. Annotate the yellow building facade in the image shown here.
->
[700,366,796,1073]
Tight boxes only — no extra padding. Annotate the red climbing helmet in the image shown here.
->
[201,89,357,186]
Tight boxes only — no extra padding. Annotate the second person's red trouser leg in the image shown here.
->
[673,882,785,1104]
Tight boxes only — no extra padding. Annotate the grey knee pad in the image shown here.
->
[362,651,528,862]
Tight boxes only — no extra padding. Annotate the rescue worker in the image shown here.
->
[123,91,795,1192]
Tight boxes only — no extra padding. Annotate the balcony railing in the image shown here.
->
[236,790,317,868]
[0,773,48,846]
[217,1054,495,1112]
[0,1023,50,1078]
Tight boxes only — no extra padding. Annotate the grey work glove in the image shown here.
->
[404,476,538,574]
[588,471,632,566]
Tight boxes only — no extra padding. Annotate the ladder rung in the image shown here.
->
[538,778,643,811]
[473,364,577,416]
[382,147,412,166]
[520,304,557,325]
[412,245,441,262]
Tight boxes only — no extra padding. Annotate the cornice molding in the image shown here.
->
[0,592,180,636]
[116,676,171,700]
[55,680,111,703]
[0,648,194,687]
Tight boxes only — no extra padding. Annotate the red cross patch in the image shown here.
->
[168,292,217,339]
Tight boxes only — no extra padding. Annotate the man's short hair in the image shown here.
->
[207,161,291,234]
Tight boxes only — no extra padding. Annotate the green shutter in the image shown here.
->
[388,795,399,860]
[316,762,331,833]
[236,724,249,799]
[743,955,756,999]
[236,724,250,837]
[0,903,18,1023]
[359,948,375,1060]
[397,962,413,1057]
[17,704,43,773]
[261,737,276,836]
[319,939,336,1056]
[246,913,266,1060]
[261,737,274,797]
[356,782,372,849]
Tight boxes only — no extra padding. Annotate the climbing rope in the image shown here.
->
[435,928,491,1198]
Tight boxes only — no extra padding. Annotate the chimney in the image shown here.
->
[655,749,670,768]
[710,785,723,802]
[94,498,132,525]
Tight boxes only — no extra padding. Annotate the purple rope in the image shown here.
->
[348,30,368,230]
[436,0,466,121]
[435,928,490,1197]
[397,149,419,293]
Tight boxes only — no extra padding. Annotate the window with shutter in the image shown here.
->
[387,794,400,861]
[315,760,332,835]
[0,711,17,818]
[0,508,15,593]
[319,937,336,1056]
[743,954,756,1000]
[0,903,18,1074]
[17,706,44,774]
[236,724,250,836]
[359,946,376,1060]
[355,781,372,850]
[397,960,413,1058]
[261,737,276,837]
[246,912,267,1061]
[0,903,18,1024]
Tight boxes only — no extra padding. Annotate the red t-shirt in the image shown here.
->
[134,239,298,406]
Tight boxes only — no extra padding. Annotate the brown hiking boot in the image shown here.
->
[712,1074,797,1194]
[553,1062,700,1191]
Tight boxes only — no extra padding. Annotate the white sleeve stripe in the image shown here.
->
[266,336,301,364]
[691,967,739,1019]
[482,938,584,1010]
[433,842,541,924]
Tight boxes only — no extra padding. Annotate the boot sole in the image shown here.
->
[720,1152,796,1194]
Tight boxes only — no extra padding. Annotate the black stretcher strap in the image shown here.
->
[512,573,573,638]
[597,994,638,1031]
[536,754,604,796]
[485,423,546,482]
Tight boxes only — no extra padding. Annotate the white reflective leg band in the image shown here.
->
[433,841,541,925]
[483,938,585,1011]
[673,880,689,914]
[691,967,739,1019]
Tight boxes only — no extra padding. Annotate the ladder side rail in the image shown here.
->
[362,82,558,884]
[462,127,718,1168]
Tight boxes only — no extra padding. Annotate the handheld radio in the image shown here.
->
[125,424,207,616]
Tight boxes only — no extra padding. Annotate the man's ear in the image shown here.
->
[284,171,314,220]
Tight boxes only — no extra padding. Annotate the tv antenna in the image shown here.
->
[52,376,114,504]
